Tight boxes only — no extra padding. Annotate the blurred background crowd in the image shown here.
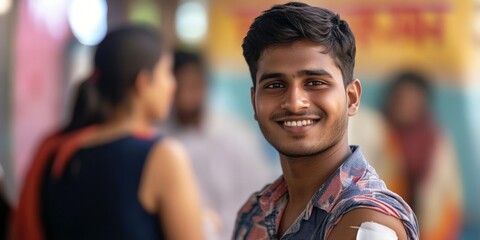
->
[0,0,479,239]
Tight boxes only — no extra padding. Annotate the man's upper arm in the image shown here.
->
[326,208,408,240]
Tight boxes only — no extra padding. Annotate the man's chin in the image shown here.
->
[276,147,325,158]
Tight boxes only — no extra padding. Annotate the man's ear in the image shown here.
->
[346,79,362,116]
[251,86,258,121]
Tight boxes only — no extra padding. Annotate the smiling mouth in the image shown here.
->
[282,119,316,127]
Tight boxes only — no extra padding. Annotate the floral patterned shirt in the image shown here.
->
[233,146,419,240]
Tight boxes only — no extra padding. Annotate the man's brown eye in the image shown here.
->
[306,81,323,86]
[266,83,285,88]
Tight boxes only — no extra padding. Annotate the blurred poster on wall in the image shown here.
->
[207,0,471,84]
[12,0,69,201]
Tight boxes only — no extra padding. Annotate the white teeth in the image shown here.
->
[283,120,315,127]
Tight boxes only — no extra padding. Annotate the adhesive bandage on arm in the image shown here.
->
[352,221,398,240]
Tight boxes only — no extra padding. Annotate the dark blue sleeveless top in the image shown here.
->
[41,135,164,240]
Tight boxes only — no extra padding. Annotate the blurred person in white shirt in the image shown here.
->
[159,50,275,240]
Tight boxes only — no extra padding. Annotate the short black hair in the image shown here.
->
[385,71,433,104]
[173,50,205,76]
[382,71,434,123]
[242,2,356,87]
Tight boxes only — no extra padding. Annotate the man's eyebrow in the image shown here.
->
[258,72,284,83]
[258,69,334,83]
[298,69,334,78]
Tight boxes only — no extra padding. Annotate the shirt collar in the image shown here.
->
[256,175,288,213]
[311,145,367,213]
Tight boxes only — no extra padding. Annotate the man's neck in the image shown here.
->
[280,140,352,208]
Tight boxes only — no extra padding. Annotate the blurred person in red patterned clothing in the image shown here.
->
[381,71,464,240]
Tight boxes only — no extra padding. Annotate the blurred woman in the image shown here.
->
[13,25,204,240]
[381,72,463,240]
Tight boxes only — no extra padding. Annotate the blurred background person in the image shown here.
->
[159,50,274,239]
[350,71,465,239]
[380,72,464,240]
[12,25,204,240]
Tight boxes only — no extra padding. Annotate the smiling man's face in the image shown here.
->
[251,40,358,158]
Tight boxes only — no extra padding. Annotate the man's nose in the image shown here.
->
[280,85,309,112]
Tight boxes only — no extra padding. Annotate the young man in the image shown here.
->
[233,2,419,240]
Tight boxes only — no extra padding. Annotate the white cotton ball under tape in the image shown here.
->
[352,221,398,240]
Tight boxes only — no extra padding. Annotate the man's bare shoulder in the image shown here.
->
[327,208,408,240]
